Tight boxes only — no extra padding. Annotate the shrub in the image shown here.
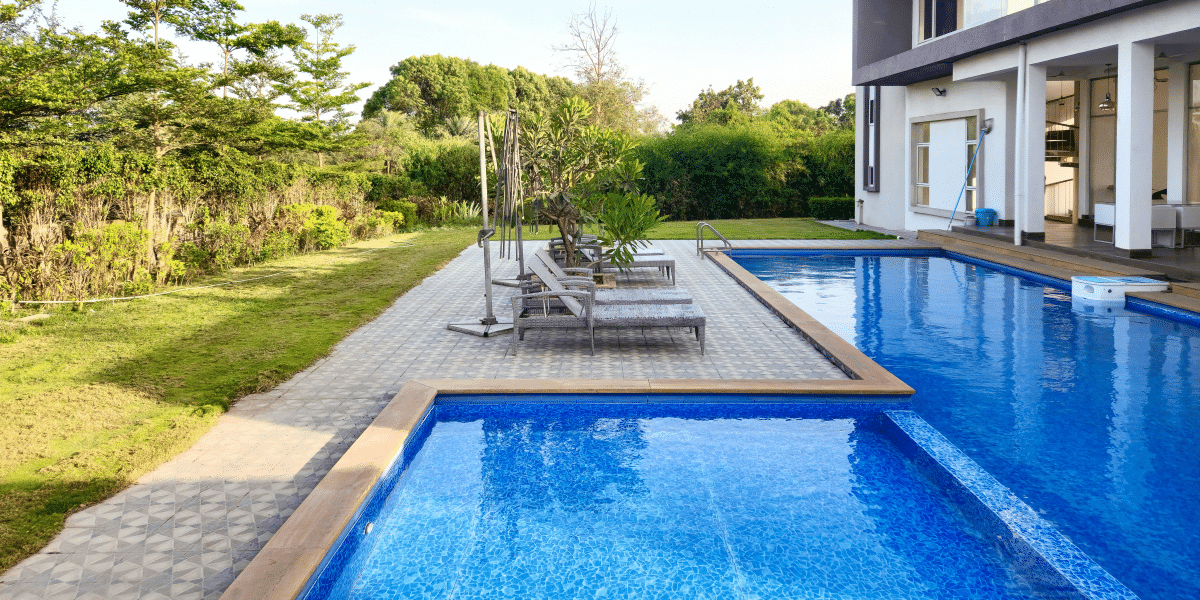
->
[183,218,253,274]
[51,222,149,298]
[403,139,480,202]
[259,230,299,262]
[376,199,417,229]
[303,205,349,250]
[364,173,424,204]
[637,122,791,220]
[808,197,855,220]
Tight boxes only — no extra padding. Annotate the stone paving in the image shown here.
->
[0,239,891,600]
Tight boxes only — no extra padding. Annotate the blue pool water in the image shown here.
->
[312,403,1044,599]
[733,251,1200,600]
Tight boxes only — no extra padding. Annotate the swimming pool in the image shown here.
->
[730,250,1200,600]
[298,399,1130,600]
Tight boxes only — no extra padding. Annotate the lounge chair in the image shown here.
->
[529,251,692,305]
[510,275,706,355]
[598,253,677,285]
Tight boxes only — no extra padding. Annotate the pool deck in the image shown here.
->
[7,233,1191,600]
[0,238,919,600]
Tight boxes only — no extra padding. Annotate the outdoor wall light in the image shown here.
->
[932,87,948,96]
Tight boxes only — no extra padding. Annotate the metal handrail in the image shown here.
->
[696,221,732,259]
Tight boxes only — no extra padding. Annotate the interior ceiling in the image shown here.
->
[1043,27,1200,82]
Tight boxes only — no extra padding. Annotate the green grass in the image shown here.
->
[518,217,892,241]
[0,228,476,572]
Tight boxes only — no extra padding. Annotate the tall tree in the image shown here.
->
[553,3,651,134]
[676,79,764,126]
[275,13,369,166]
[362,56,576,136]
[169,0,304,98]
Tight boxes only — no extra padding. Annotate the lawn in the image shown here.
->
[0,228,476,572]
[519,217,893,241]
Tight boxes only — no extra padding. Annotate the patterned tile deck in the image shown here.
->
[0,239,914,600]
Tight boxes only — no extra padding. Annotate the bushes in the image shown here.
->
[808,197,855,220]
[401,139,479,202]
[375,198,417,230]
[636,123,854,221]
[364,173,423,205]
[638,122,790,221]
[0,146,397,300]
[302,205,350,250]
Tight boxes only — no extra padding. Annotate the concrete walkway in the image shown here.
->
[1,239,876,600]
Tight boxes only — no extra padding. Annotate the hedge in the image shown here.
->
[808,197,856,220]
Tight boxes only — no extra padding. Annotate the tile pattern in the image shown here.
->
[0,239,856,600]
[882,410,1140,600]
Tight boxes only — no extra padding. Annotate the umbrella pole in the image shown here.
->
[447,111,513,337]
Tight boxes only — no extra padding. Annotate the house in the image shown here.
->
[853,0,1200,258]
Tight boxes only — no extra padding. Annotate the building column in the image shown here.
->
[1021,63,1047,242]
[1114,41,1154,256]
[1166,61,1188,205]
[1077,78,1092,220]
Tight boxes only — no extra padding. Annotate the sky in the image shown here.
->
[47,0,854,124]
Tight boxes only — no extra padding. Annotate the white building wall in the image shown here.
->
[903,76,1013,232]
[857,86,909,231]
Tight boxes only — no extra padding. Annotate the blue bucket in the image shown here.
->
[974,208,997,227]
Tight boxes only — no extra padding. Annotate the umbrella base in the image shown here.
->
[447,318,514,337]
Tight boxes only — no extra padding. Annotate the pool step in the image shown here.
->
[938,245,1080,284]
[1129,290,1200,314]
[918,230,1166,279]
[1169,281,1200,299]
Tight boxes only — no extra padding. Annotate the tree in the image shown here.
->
[275,13,369,167]
[818,93,856,129]
[553,3,652,134]
[169,0,304,98]
[362,56,577,136]
[676,78,764,126]
[0,21,158,147]
[521,96,662,267]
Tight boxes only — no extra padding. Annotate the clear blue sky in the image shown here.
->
[49,0,854,123]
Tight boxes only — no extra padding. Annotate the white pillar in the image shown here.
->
[1166,61,1188,205]
[1022,62,1047,240]
[1013,44,1027,246]
[1078,79,1092,219]
[1114,41,1154,254]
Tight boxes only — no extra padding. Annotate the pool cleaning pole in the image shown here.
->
[947,127,988,230]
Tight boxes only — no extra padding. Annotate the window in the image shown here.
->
[915,123,931,205]
[919,0,962,42]
[965,116,978,212]
[912,113,983,214]
[864,86,881,192]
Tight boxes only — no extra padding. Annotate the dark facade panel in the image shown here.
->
[854,0,914,69]
[852,0,1171,86]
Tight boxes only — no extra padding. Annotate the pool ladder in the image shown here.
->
[696,221,732,259]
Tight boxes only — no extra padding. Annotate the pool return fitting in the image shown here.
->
[946,118,993,230]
